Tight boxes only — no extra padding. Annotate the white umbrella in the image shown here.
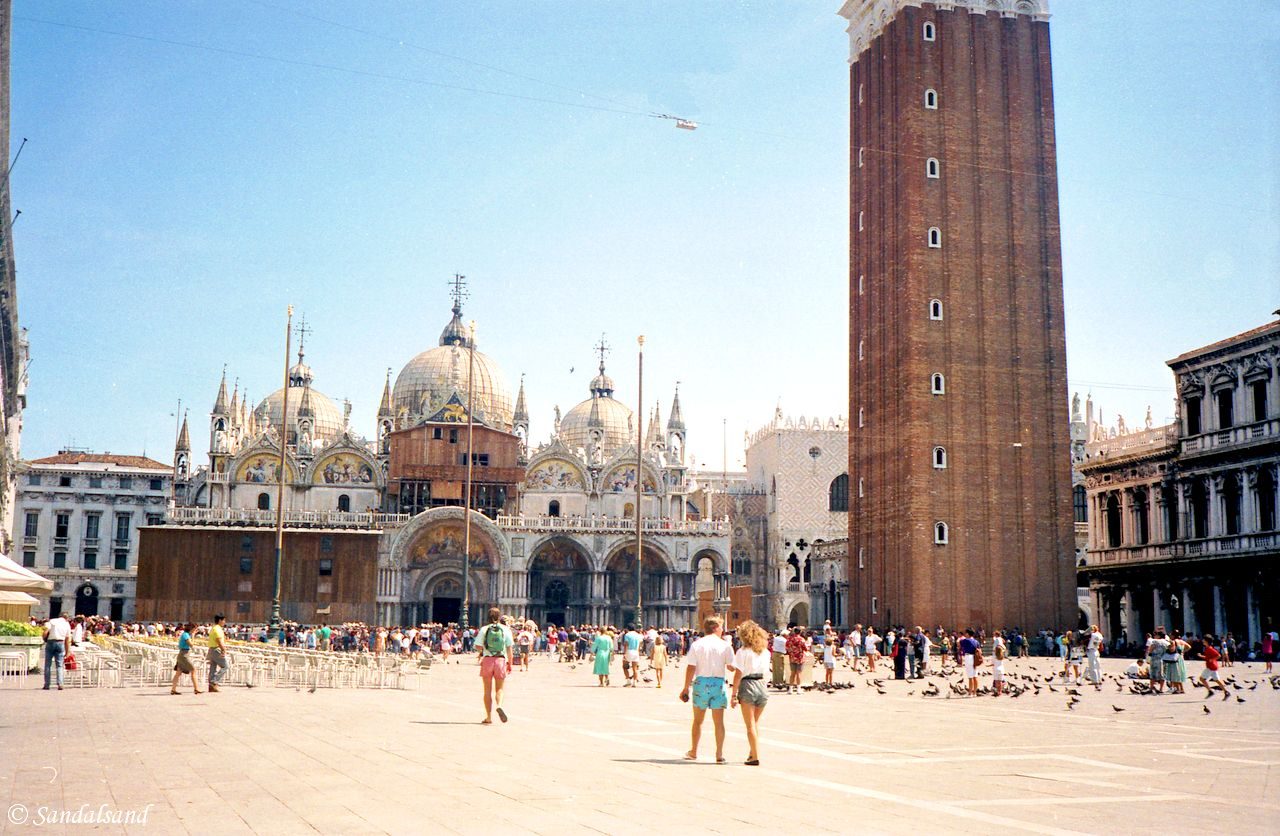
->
[0,553,53,595]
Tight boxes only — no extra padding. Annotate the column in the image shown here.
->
[1121,589,1135,640]
[1119,490,1133,546]
[1207,476,1222,538]
[1212,585,1226,636]
[1182,585,1199,636]
[1152,485,1168,543]
[1245,584,1260,646]
[1241,470,1257,533]
[1152,587,1166,632]
[1090,588,1105,629]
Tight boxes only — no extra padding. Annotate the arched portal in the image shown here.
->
[75,582,100,617]
[400,513,501,627]
[527,538,591,627]
[788,601,809,629]
[605,544,673,628]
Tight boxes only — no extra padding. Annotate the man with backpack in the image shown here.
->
[476,608,514,724]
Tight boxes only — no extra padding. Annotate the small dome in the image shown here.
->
[560,394,634,455]
[256,386,344,441]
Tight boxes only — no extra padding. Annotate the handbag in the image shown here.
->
[973,647,984,666]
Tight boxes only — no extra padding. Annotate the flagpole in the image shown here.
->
[270,305,293,633]
[461,319,477,631]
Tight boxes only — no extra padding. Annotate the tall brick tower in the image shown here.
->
[839,0,1075,631]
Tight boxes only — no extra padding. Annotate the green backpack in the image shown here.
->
[482,625,506,656]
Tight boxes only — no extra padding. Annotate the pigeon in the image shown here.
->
[1202,705,1211,714]
[1066,700,1076,711]
[1066,688,1081,696]
[244,682,255,689]
[1235,696,1245,704]
[309,684,317,694]
[1048,685,1058,693]
[1111,705,1125,713]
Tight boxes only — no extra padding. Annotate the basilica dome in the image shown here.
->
[392,304,513,431]
[255,360,345,441]
[558,365,635,455]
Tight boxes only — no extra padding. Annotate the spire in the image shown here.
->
[589,333,615,397]
[439,274,474,348]
[213,366,229,414]
[514,374,528,423]
[587,391,603,429]
[176,412,191,452]
[377,368,393,418]
[667,383,685,431]
[229,380,240,427]
[298,381,315,419]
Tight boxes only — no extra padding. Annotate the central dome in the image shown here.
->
[392,304,513,430]
[558,362,634,455]
[255,386,344,442]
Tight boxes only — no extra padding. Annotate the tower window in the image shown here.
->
[858,339,864,361]
[933,446,947,469]
[923,21,936,41]
[858,274,864,296]
[924,88,938,109]
[858,211,865,231]
[927,227,942,248]
[926,157,940,178]
[931,373,946,395]
[857,547,864,569]
[858,83,864,104]
[934,522,949,544]
[857,477,864,498]
[929,298,943,320]
[858,147,864,167]
[858,407,865,428]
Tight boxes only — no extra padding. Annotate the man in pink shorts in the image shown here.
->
[476,607,514,724]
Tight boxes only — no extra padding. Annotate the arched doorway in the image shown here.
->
[75,582,100,617]
[788,601,809,629]
[528,538,591,627]
[401,513,501,626]
[605,544,671,628]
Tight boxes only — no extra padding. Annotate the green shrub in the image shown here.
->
[0,619,42,637]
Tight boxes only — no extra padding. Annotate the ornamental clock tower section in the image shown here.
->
[839,0,1074,630]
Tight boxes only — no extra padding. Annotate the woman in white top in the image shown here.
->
[729,620,770,766]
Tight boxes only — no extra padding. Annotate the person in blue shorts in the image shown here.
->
[680,616,735,764]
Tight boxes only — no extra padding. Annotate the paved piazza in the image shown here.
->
[2,656,1278,835]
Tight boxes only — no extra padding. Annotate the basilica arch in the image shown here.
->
[524,537,592,628]
[601,541,698,629]
[391,507,507,626]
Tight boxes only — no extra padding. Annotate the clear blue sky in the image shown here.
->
[11,1,1279,468]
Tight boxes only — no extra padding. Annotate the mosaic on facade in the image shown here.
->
[314,452,375,485]
[524,459,585,492]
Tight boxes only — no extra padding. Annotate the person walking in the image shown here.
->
[622,625,643,687]
[650,634,668,688]
[170,622,202,695]
[1197,633,1230,700]
[991,630,1007,696]
[785,627,807,694]
[680,616,735,764]
[848,623,863,673]
[958,629,980,696]
[770,629,787,687]
[206,614,229,692]
[592,627,614,687]
[864,626,881,673]
[517,622,534,672]
[729,620,770,766]
[475,607,513,724]
[41,613,72,691]
[1085,624,1104,689]
[1147,629,1168,694]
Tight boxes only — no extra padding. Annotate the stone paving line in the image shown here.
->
[1,655,1277,835]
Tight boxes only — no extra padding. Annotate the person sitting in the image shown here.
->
[1124,658,1148,679]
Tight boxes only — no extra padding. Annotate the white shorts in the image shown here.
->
[824,661,835,670]
[992,661,1004,681]
[623,650,640,663]
[1200,668,1220,681]
[963,654,975,679]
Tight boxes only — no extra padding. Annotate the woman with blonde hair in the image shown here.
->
[729,620,770,766]
[650,634,668,688]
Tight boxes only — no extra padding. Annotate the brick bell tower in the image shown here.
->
[839,0,1075,631]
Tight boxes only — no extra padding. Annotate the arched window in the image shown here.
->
[858,339,864,361]
[858,407,865,428]
[732,551,752,577]
[858,477,864,497]
[933,446,947,469]
[929,298,944,320]
[858,274,865,295]
[923,21,936,41]
[257,492,270,511]
[931,373,946,395]
[926,157,940,178]
[857,547,865,569]
[858,83,864,104]
[829,474,849,512]
[548,500,561,518]
[927,227,942,248]
[858,147,864,167]
[934,521,949,544]
[924,88,938,109]
[858,210,865,231]
[337,494,350,512]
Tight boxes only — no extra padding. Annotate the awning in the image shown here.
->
[0,589,38,605]
[0,553,54,595]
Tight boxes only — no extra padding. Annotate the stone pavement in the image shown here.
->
[1,654,1278,835]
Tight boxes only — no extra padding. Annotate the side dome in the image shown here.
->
[559,395,633,454]
[255,386,344,442]
[391,302,513,430]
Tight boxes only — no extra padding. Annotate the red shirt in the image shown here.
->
[785,633,807,664]
[1203,644,1220,671]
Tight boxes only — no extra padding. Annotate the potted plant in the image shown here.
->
[0,620,44,672]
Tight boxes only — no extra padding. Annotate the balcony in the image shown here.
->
[1180,417,1279,458]
[1082,424,1178,464]
[165,507,410,530]
[494,514,730,536]
[82,537,99,548]
[113,538,131,549]
[1084,532,1278,568]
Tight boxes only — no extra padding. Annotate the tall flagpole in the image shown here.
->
[461,319,477,631]
[635,335,644,629]
[270,305,293,633]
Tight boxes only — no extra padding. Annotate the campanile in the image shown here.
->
[839,0,1075,630]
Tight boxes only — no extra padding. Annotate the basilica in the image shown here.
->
[141,292,731,629]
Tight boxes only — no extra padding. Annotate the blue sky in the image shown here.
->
[11,1,1279,468]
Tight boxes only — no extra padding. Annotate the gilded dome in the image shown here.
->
[391,305,513,431]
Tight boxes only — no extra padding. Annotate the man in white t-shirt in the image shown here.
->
[71,616,85,646]
[680,616,735,763]
[42,615,72,691]
[849,625,863,672]
[770,630,787,687]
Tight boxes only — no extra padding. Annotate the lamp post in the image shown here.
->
[635,335,644,630]
[461,319,477,631]
[270,305,293,634]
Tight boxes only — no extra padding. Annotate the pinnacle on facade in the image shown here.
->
[645,404,662,449]
[514,374,529,424]
[229,381,240,426]
[213,367,229,414]
[667,384,685,431]
[377,368,393,418]
[176,412,191,452]
[298,381,315,418]
[587,391,603,429]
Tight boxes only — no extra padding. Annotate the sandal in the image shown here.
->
[170,690,180,695]
[497,708,508,723]
[745,759,760,766]
[684,752,697,761]
[716,757,726,764]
